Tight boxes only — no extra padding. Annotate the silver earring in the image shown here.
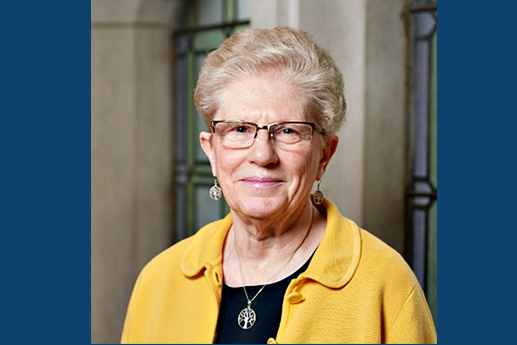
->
[313,180,324,205]
[209,177,222,201]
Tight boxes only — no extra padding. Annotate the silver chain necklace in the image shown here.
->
[234,209,313,330]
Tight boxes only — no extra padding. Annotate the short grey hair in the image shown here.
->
[194,27,346,134]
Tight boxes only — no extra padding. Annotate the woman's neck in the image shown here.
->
[222,201,326,287]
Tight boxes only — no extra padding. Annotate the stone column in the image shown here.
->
[91,0,180,342]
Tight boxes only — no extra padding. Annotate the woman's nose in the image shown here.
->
[248,129,279,166]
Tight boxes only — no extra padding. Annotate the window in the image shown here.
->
[406,0,437,326]
[173,0,250,241]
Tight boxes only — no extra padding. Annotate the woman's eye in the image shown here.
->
[234,126,249,134]
[281,128,295,135]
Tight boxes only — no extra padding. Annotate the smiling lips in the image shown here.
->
[241,176,283,188]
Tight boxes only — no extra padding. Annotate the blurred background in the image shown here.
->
[91,0,437,343]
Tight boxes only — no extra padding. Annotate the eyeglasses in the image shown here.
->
[210,120,325,148]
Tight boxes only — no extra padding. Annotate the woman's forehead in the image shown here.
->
[217,75,309,123]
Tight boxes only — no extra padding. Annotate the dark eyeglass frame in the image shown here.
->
[209,120,326,140]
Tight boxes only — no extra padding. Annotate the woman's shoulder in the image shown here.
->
[138,218,228,280]
[357,227,419,288]
[359,229,407,265]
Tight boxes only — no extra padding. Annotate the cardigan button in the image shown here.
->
[267,338,277,344]
[286,292,305,304]
[213,271,221,285]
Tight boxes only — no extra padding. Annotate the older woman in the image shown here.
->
[121,27,437,344]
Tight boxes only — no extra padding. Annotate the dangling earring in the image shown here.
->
[209,177,222,201]
[313,180,324,205]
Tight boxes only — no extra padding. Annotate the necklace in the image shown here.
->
[234,209,313,330]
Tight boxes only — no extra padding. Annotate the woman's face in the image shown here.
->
[200,72,338,221]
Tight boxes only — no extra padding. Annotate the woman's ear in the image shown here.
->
[317,134,339,180]
[200,131,217,176]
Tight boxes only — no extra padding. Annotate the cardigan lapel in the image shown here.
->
[180,212,232,277]
[298,197,362,289]
[180,198,362,289]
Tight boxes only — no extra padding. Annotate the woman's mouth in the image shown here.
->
[240,176,283,188]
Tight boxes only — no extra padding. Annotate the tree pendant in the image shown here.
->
[238,306,256,330]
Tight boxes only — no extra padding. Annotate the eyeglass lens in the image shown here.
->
[213,122,314,147]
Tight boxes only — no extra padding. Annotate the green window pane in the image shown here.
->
[195,113,209,163]
[232,24,250,35]
[194,54,205,81]
[192,165,213,177]
[236,0,251,21]
[196,0,224,26]
[194,185,224,231]
[193,30,226,52]
[194,54,210,163]
[175,183,187,240]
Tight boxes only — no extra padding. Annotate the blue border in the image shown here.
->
[1,2,90,342]
[439,1,514,343]
[1,1,513,343]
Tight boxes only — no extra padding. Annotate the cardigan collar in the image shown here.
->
[180,198,362,289]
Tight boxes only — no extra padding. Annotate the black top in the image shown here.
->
[214,253,314,344]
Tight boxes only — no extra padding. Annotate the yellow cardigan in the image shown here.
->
[121,198,437,344]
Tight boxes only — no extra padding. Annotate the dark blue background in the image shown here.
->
[437,1,515,344]
[0,1,90,343]
[0,1,514,344]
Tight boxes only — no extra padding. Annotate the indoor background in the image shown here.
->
[91,0,437,343]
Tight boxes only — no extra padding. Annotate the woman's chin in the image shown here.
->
[231,196,289,220]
